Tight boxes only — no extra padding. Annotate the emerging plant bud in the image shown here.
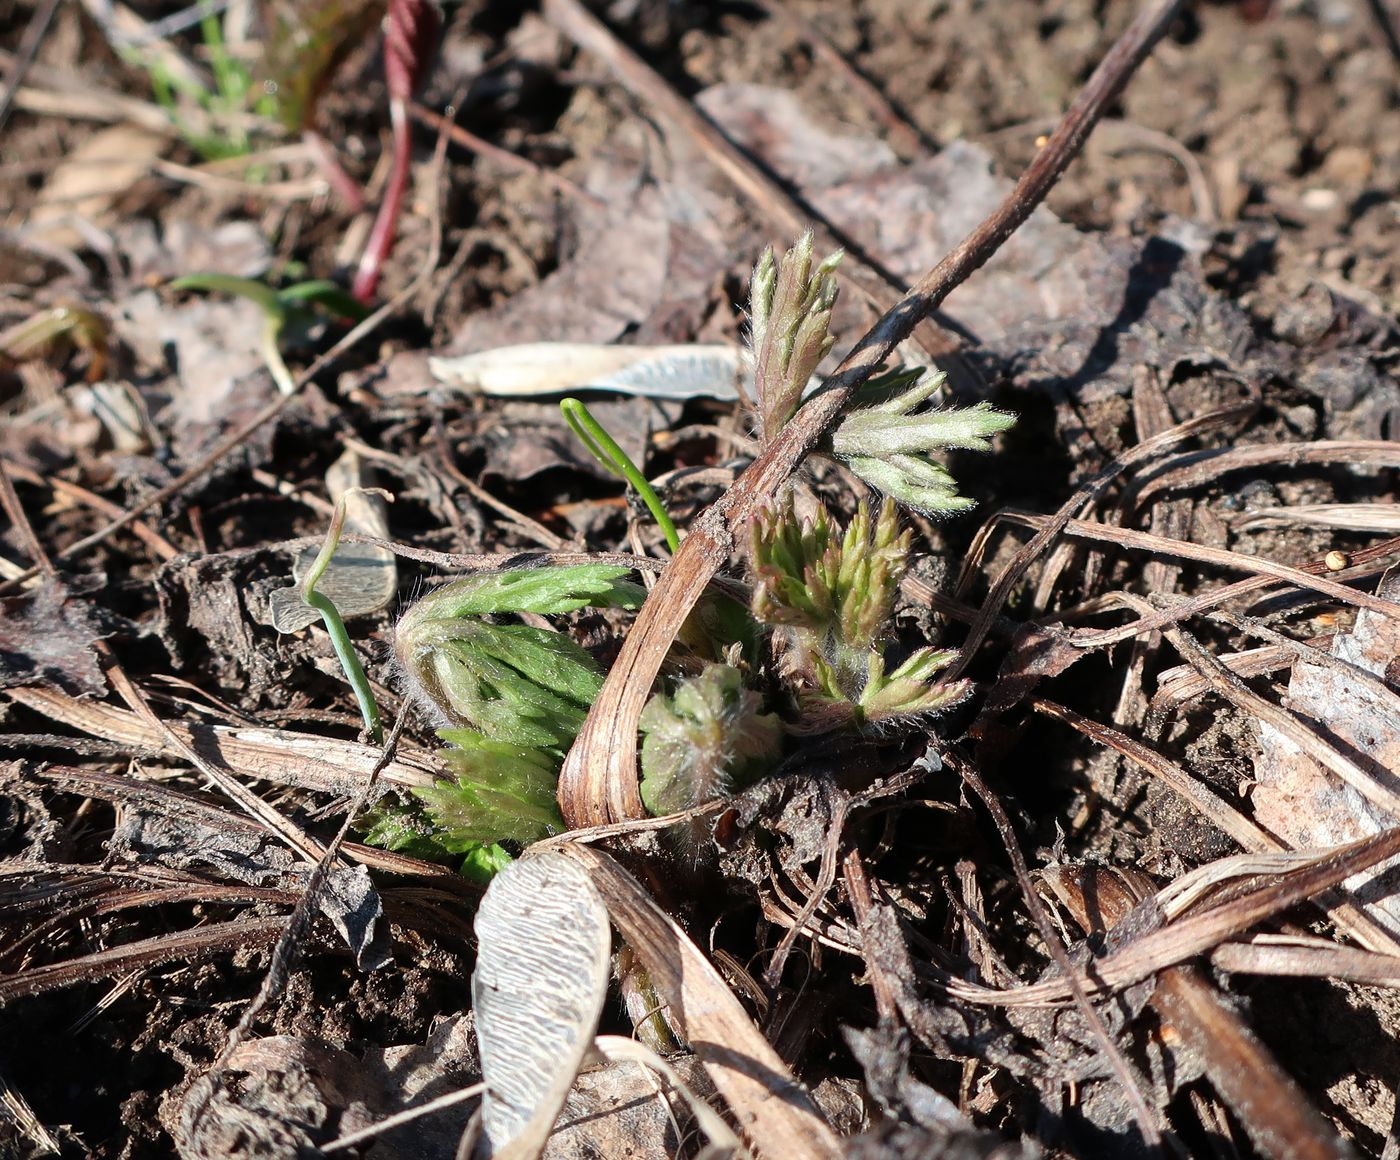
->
[751,495,970,729]
[394,564,644,746]
[827,368,1016,514]
[751,494,911,681]
[639,664,783,816]
[748,232,842,443]
[383,563,646,871]
[412,730,565,847]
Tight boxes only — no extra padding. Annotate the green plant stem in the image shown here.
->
[304,588,382,744]
[561,397,680,553]
[260,316,296,396]
[301,487,393,745]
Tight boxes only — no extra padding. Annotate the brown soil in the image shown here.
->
[2,1,1398,1158]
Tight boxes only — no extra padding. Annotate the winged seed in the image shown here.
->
[429,341,748,401]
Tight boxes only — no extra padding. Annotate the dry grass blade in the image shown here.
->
[1232,503,1400,532]
[557,0,1190,827]
[949,403,1252,677]
[948,823,1400,1007]
[1212,937,1400,985]
[554,844,842,1160]
[1148,609,1400,823]
[1074,534,1400,648]
[997,514,1400,624]
[1031,697,1400,956]
[1152,639,1323,711]
[0,917,286,1003]
[1130,440,1400,508]
[8,686,438,794]
[28,765,474,890]
[0,1069,61,1157]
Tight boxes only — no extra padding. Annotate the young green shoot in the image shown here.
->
[561,396,680,553]
[131,11,280,160]
[748,231,842,443]
[295,486,392,744]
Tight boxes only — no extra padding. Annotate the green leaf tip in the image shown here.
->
[828,368,1016,516]
[412,731,565,848]
[751,494,971,730]
[749,231,843,443]
[395,564,643,744]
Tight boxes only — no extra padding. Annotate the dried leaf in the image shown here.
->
[24,125,166,249]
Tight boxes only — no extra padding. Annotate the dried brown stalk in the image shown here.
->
[556,0,1189,826]
[1031,697,1400,956]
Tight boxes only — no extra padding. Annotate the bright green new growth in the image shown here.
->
[639,663,783,816]
[128,12,281,160]
[752,495,970,728]
[272,486,389,744]
[368,232,1020,878]
[828,367,1017,515]
[395,565,645,745]
[749,232,842,443]
[561,397,680,553]
[389,564,645,866]
[421,731,564,846]
[745,235,1014,512]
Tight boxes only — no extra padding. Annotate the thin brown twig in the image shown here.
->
[2,459,180,562]
[989,511,1400,625]
[98,646,329,865]
[541,0,971,373]
[0,460,56,581]
[556,0,1188,827]
[1071,534,1400,648]
[0,199,451,600]
[409,100,604,209]
[1031,698,1400,956]
[943,821,1400,1007]
[0,0,62,133]
[1045,866,1348,1160]
[947,402,1252,681]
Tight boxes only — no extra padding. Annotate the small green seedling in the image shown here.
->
[168,274,368,395]
[274,487,391,744]
[127,10,280,160]
[560,397,680,553]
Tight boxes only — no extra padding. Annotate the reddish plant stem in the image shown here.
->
[557,0,1188,827]
[352,101,412,303]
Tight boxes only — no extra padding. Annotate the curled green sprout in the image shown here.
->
[300,487,391,744]
[561,396,680,553]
